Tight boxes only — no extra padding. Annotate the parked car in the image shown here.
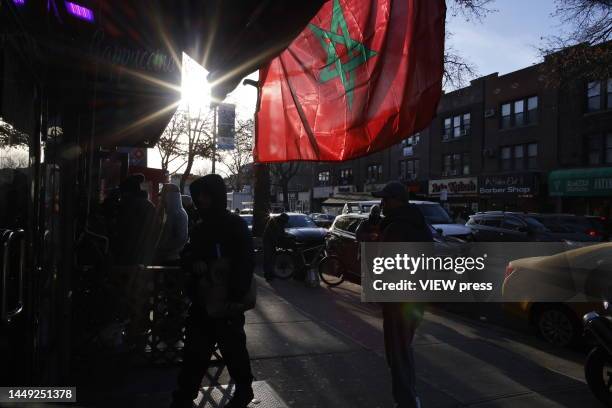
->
[503,242,612,346]
[324,213,466,282]
[467,212,561,242]
[342,200,473,240]
[269,213,328,279]
[530,214,604,242]
[309,213,336,228]
[585,215,611,241]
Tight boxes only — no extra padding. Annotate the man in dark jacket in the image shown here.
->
[171,174,254,408]
[262,212,289,281]
[372,181,433,408]
[114,174,156,265]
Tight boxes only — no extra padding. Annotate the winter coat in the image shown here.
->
[156,187,189,263]
[114,191,156,265]
[379,204,433,243]
[182,175,254,308]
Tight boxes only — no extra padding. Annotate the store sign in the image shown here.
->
[479,173,538,195]
[429,177,477,197]
[549,168,612,197]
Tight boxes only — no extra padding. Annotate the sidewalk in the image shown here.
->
[73,270,600,408]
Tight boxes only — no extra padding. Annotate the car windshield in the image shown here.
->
[287,214,317,228]
[418,204,452,224]
[241,215,253,225]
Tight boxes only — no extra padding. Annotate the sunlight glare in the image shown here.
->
[181,53,211,115]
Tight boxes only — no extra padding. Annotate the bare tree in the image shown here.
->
[540,0,612,84]
[222,118,254,192]
[443,0,496,89]
[157,111,187,174]
[179,108,216,193]
[271,162,300,211]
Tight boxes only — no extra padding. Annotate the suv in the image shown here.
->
[467,212,557,242]
[342,200,473,240]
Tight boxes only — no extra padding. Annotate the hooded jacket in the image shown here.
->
[156,184,189,262]
[184,174,254,306]
[379,204,433,243]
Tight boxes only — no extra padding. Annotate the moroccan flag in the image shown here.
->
[255,0,446,162]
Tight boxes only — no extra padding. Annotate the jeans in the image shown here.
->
[172,308,253,405]
[382,303,423,408]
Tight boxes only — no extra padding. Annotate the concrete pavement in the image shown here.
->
[72,269,601,408]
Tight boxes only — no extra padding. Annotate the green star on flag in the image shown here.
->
[309,0,377,108]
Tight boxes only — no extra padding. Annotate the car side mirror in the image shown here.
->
[436,228,444,236]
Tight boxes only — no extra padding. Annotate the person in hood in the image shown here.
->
[171,174,254,408]
[155,184,189,264]
[371,181,432,408]
[114,174,156,265]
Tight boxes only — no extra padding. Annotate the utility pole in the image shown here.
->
[211,103,217,174]
[243,78,270,237]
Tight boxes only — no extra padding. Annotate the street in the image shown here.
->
[72,265,601,408]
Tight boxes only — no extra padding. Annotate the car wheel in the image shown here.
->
[535,305,580,347]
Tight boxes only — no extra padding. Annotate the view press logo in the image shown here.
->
[372,253,487,275]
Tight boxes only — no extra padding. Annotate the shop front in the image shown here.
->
[478,173,541,212]
[549,167,612,218]
[428,177,479,215]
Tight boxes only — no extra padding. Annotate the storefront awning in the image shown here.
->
[549,167,612,197]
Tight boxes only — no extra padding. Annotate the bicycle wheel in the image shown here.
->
[318,255,345,286]
[273,253,296,279]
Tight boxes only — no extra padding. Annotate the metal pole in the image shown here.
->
[212,104,217,174]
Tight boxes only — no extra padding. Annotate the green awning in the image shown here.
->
[549,167,612,197]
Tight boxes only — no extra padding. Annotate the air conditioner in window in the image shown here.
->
[484,109,496,118]
[450,169,458,176]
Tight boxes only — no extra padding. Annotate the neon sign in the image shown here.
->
[12,0,26,6]
[64,1,94,22]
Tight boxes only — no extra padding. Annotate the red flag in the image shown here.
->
[255,0,446,162]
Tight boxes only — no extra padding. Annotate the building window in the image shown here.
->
[527,143,538,169]
[586,133,612,165]
[318,171,330,185]
[399,159,419,180]
[402,133,419,156]
[367,164,383,183]
[587,79,612,112]
[500,96,538,128]
[500,143,538,171]
[442,153,468,176]
[501,146,512,171]
[443,113,470,141]
[339,168,353,184]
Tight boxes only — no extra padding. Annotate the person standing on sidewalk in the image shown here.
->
[372,181,433,408]
[171,174,255,408]
[262,212,289,282]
